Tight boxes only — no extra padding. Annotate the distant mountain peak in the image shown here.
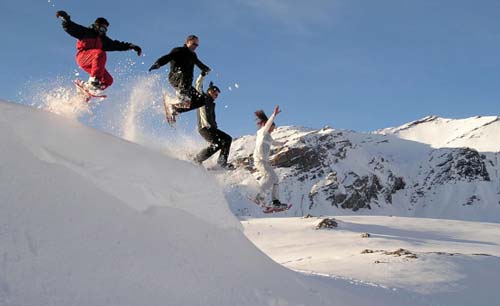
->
[374,115,500,152]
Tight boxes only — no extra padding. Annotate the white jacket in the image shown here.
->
[253,112,281,163]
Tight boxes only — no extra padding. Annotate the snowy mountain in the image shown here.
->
[2,100,420,306]
[222,119,500,222]
[376,115,500,152]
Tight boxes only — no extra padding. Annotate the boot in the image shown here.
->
[85,77,104,95]
[272,199,288,209]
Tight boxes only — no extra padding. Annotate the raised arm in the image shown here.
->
[263,105,281,133]
[56,11,89,40]
[195,74,205,94]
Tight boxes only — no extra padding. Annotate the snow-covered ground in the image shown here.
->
[1,100,432,306]
[3,89,500,306]
[242,216,500,306]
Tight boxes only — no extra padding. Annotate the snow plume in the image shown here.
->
[17,73,205,162]
[18,77,92,120]
[118,74,204,161]
[121,74,162,143]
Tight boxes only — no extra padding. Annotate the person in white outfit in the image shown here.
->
[253,105,287,209]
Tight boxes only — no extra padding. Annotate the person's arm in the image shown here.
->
[56,11,89,40]
[101,36,141,55]
[194,55,210,74]
[263,105,281,133]
[149,47,180,71]
[195,74,205,94]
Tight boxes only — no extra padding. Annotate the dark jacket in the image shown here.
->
[151,46,210,91]
[61,19,133,52]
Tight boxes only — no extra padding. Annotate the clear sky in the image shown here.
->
[1,0,500,137]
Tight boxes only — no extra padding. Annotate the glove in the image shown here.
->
[129,44,142,56]
[201,69,210,77]
[56,11,70,22]
[148,63,160,72]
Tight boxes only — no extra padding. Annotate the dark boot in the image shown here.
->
[272,199,288,209]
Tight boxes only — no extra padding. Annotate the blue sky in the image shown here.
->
[1,0,500,137]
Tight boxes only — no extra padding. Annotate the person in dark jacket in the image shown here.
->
[193,74,233,169]
[56,11,142,93]
[148,35,211,124]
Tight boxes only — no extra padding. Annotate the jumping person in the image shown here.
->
[55,11,142,95]
[253,106,287,209]
[148,35,211,124]
[193,74,234,170]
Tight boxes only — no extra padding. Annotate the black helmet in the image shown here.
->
[94,17,109,26]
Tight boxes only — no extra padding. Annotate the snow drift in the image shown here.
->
[1,100,425,306]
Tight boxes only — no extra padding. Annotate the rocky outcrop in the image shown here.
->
[426,148,490,186]
[329,173,382,211]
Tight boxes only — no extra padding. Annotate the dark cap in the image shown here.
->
[208,81,220,93]
[94,17,109,26]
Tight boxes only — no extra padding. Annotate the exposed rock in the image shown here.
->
[383,172,406,204]
[383,248,417,258]
[426,148,490,186]
[360,233,371,238]
[316,218,338,229]
[361,248,417,259]
[333,173,382,211]
[273,147,324,171]
[464,195,480,206]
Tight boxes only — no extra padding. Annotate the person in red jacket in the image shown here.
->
[56,11,142,94]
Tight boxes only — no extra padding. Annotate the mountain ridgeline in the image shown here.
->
[227,116,500,222]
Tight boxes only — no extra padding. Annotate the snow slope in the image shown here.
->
[242,216,500,306]
[0,100,427,306]
[376,115,500,152]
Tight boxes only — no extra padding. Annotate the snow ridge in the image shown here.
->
[375,115,500,152]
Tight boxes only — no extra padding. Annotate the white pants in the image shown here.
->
[255,160,279,201]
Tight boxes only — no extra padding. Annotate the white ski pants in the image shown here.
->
[255,160,279,201]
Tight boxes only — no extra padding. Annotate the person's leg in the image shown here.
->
[76,51,94,76]
[271,182,280,202]
[100,69,113,89]
[169,76,192,103]
[175,88,205,114]
[194,128,221,164]
[91,50,107,84]
[216,130,232,166]
[255,160,280,204]
[76,50,108,89]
